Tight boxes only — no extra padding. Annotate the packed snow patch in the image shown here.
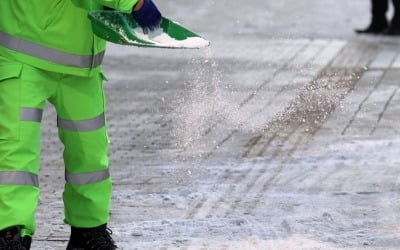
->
[133,28,210,48]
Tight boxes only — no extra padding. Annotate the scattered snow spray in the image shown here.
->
[171,49,260,159]
[170,50,364,160]
[172,49,222,157]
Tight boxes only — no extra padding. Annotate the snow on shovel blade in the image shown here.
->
[88,10,210,49]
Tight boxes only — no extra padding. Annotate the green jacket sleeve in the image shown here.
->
[96,0,139,12]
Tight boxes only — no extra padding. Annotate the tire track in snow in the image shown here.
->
[207,130,298,219]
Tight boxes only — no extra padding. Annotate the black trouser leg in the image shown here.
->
[391,0,400,27]
[371,0,388,25]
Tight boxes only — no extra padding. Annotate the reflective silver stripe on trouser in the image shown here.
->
[57,113,105,132]
[20,107,43,122]
[0,30,105,68]
[0,171,39,187]
[65,169,110,185]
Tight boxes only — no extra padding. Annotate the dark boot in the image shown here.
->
[355,0,389,34]
[385,25,400,35]
[0,226,31,250]
[355,22,388,34]
[66,224,117,250]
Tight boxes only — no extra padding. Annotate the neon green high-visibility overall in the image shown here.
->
[0,0,137,236]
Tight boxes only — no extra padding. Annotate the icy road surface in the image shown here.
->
[33,0,400,249]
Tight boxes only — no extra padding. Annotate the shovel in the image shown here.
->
[88,10,210,49]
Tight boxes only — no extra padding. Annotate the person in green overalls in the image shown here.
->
[0,0,161,249]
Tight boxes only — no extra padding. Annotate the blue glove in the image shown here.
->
[132,0,162,34]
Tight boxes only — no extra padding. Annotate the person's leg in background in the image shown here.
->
[386,0,400,34]
[48,72,116,249]
[356,0,389,34]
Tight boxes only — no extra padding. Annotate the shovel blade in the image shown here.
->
[88,10,210,49]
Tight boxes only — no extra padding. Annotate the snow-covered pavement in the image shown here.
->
[32,1,400,249]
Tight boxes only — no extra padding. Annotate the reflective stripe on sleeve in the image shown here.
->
[20,107,43,122]
[0,171,39,187]
[0,30,104,68]
[57,113,105,132]
[65,169,110,185]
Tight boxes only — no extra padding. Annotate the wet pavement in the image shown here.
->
[32,0,400,249]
